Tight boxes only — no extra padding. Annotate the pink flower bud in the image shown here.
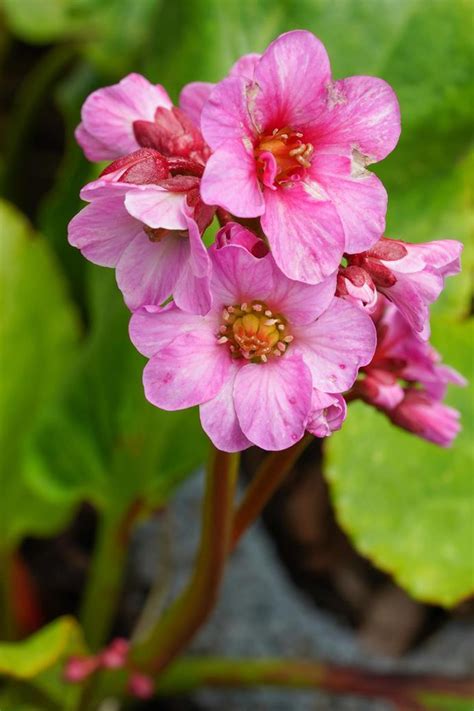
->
[64,656,98,683]
[128,672,154,699]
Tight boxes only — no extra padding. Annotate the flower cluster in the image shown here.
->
[69,30,464,451]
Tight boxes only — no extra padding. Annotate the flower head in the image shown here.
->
[200,30,400,284]
[130,232,376,451]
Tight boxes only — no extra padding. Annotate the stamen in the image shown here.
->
[277,342,286,352]
[264,310,273,317]
[277,324,285,331]
[283,335,294,343]
[264,318,278,326]
[217,336,228,344]
[252,304,263,312]
[261,354,268,363]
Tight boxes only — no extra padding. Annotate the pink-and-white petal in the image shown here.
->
[124,186,188,230]
[200,141,264,217]
[68,197,140,267]
[315,76,401,162]
[234,354,312,451]
[313,153,387,254]
[78,74,172,161]
[179,81,214,126]
[261,181,345,284]
[129,303,204,357]
[143,326,231,410]
[294,298,376,392]
[252,30,331,132]
[209,244,274,309]
[199,363,252,452]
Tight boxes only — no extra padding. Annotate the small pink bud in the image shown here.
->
[100,637,129,669]
[128,672,154,699]
[64,655,98,683]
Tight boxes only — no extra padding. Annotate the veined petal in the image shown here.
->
[143,327,231,410]
[129,303,204,357]
[234,353,312,451]
[200,363,252,452]
[173,215,212,315]
[261,182,344,284]
[209,244,274,308]
[68,197,139,267]
[125,186,188,230]
[313,153,387,254]
[200,141,264,217]
[252,30,331,132]
[179,81,214,126]
[268,263,337,325]
[201,75,255,149]
[294,298,376,392]
[315,76,401,162]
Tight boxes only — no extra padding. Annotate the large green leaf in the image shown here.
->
[0,201,79,547]
[326,318,474,606]
[24,267,209,517]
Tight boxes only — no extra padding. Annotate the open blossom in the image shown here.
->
[338,237,463,336]
[355,300,465,445]
[76,72,208,164]
[130,234,376,451]
[68,148,213,313]
[199,30,400,284]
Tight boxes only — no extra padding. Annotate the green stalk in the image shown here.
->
[80,502,142,651]
[130,448,239,675]
[231,433,313,550]
[0,547,16,640]
[155,657,474,708]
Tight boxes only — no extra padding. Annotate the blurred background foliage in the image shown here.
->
[0,0,472,621]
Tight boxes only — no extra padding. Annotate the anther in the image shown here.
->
[264,310,273,317]
[252,304,263,312]
[289,145,306,157]
[241,302,248,311]
[217,336,228,344]
[277,324,285,331]
[264,319,278,326]
[283,335,294,343]
[277,342,286,352]
[261,354,268,363]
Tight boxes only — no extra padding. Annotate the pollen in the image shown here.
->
[255,126,314,183]
[216,300,293,363]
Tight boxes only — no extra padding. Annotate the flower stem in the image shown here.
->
[80,502,142,651]
[130,448,239,675]
[155,657,474,708]
[231,434,313,550]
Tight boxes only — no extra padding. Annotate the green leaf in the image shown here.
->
[25,267,209,517]
[0,616,86,711]
[0,201,79,547]
[326,318,474,607]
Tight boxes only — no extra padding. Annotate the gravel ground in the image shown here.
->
[131,470,474,711]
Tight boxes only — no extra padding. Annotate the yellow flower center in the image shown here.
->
[255,127,314,182]
[217,301,293,363]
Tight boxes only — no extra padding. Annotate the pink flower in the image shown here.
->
[76,73,173,161]
[343,237,463,336]
[127,672,154,699]
[68,149,213,313]
[356,301,465,445]
[389,390,461,447]
[64,656,98,683]
[306,390,347,438]
[129,236,376,452]
[200,30,400,284]
[100,638,129,669]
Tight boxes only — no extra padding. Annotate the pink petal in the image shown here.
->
[294,298,376,393]
[315,76,401,162]
[199,363,252,452]
[68,197,139,267]
[313,153,387,254]
[79,172,130,201]
[124,186,187,230]
[234,353,312,451]
[209,244,274,308]
[173,215,211,315]
[179,81,214,126]
[386,239,463,276]
[79,74,172,161]
[380,269,443,335]
[75,123,112,162]
[116,232,186,310]
[268,262,337,325]
[200,141,264,217]
[129,303,204,358]
[143,326,231,410]
[261,182,345,284]
[306,390,347,437]
[229,53,261,79]
[252,30,331,132]
[201,75,255,150]
[215,222,268,256]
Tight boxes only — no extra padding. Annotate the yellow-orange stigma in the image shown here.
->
[217,301,293,363]
[255,126,314,182]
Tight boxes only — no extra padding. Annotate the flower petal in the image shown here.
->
[125,186,188,230]
[200,363,252,452]
[234,353,312,451]
[261,181,345,284]
[268,262,337,325]
[252,30,331,131]
[143,326,231,410]
[200,141,264,217]
[79,74,172,161]
[116,232,186,310]
[173,215,211,315]
[315,76,401,162]
[201,75,255,149]
[294,298,376,392]
[313,153,387,254]
[209,244,274,308]
[68,197,139,267]
[129,303,204,357]
[229,53,261,79]
[306,390,347,437]
[179,81,214,126]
